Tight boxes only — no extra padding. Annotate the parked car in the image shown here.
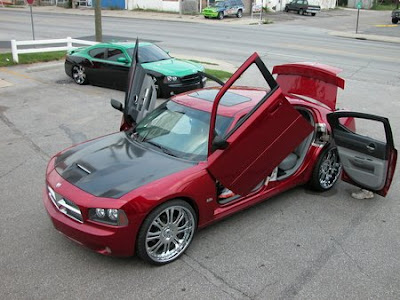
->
[202,0,245,19]
[284,0,320,16]
[392,9,400,24]
[45,45,397,265]
[65,42,206,97]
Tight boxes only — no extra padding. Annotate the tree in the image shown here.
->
[94,0,102,42]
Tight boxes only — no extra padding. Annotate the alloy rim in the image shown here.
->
[145,206,195,263]
[72,66,86,84]
[319,148,341,189]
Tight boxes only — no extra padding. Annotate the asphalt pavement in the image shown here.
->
[1,5,399,47]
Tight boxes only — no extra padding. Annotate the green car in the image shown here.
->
[202,0,245,20]
[65,42,206,97]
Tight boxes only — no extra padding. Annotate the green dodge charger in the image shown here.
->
[65,42,206,97]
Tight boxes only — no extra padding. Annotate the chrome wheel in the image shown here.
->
[72,65,87,85]
[138,200,196,264]
[318,147,341,190]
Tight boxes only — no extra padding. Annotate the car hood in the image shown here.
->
[203,6,218,11]
[142,59,204,77]
[54,132,195,199]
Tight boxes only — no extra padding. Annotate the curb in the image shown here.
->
[329,30,400,44]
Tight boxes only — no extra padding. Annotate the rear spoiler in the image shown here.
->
[272,62,345,110]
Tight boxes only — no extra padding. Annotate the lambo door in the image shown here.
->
[327,112,397,196]
[124,40,157,125]
[207,53,314,196]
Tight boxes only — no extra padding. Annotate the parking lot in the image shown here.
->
[1,6,400,299]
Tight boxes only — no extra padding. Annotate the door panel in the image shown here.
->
[328,111,397,196]
[207,53,314,196]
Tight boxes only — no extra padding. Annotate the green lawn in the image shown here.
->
[205,68,233,81]
[371,3,398,10]
[0,51,66,67]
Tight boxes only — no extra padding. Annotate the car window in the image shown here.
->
[134,101,233,161]
[89,48,106,59]
[107,48,125,62]
[127,44,171,64]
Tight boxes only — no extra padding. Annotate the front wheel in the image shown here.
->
[392,17,399,24]
[311,12,316,16]
[71,64,88,85]
[285,6,289,12]
[299,8,304,15]
[218,12,224,20]
[309,146,342,191]
[136,200,197,265]
[237,9,243,18]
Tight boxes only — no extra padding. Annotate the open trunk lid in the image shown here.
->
[272,62,345,110]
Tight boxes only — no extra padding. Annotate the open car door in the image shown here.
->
[207,53,314,196]
[327,112,397,197]
[124,39,157,125]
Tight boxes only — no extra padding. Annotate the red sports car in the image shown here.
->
[43,46,397,265]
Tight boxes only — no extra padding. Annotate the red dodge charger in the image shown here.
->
[44,45,397,265]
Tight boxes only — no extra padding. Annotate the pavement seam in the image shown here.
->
[182,253,252,299]
[0,109,50,161]
[269,199,382,300]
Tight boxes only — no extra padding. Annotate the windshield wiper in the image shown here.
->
[144,140,178,157]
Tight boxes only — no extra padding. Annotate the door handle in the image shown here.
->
[366,143,375,152]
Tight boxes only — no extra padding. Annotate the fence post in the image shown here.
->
[67,37,72,51]
[11,39,18,63]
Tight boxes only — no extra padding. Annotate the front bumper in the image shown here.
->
[162,75,206,97]
[202,10,219,17]
[43,166,141,257]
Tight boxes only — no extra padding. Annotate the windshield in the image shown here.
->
[212,1,226,7]
[128,44,171,64]
[134,101,233,161]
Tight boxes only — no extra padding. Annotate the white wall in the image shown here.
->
[128,0,179,11]
[265,0,336,11]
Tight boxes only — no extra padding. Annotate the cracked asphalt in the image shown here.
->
[0,7,400,300]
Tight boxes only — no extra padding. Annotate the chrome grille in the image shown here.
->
[48,185,83,223]
[181,74,201,85]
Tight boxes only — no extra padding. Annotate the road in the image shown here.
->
[0,8,399,300]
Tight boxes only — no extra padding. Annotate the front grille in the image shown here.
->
[48,185,83,223]
[181,74,201,85]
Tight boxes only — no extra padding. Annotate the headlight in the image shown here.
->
[164,76,179,83]
[89,208,128,226]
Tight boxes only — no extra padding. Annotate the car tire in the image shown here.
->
[71,64,88,85]
[136,199,197,265]
[309,146,342,192]
[218,12,224,20]
[299,8,304,15]
[285,6,289,12]
[237,9,243,18]
[204,16,209,18]
[311,12,316,16]
[392,17,399,24]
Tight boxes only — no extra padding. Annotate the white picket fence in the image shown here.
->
[10,37,98,63]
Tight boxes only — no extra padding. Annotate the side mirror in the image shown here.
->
[111,99,124,112]
[117,57,129,64]
[212,135,229,151]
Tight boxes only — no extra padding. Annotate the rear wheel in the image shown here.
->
[237,9,243,18]
[71,64,88,85]
[136,199,197,265]
[309,146,342,191]
[311,12,316,16]
[392,17,399,24]
[285,6,289,12]
[218,12,224,20]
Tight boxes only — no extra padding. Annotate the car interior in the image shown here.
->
[217,108,315,204]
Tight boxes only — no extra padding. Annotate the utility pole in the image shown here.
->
[95,0,102,42]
